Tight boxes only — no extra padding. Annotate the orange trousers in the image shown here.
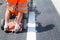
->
[7,0,28,16]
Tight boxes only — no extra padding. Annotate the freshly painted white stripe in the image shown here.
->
[27,32,36,40]
[27,12,36,40]
[33,0,36,8]
[51,0,60,15]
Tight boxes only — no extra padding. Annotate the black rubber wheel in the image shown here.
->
[1,19,5,30]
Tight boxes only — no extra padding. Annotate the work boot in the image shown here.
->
[4,22,8,31]
[12,23,22,33]
[12,23,20,33]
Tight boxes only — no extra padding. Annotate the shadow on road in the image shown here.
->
[34,9,55,32]
[36,22,55,32]
[1,29,27,34]
[35,0,60,33]
[0,3,2,5]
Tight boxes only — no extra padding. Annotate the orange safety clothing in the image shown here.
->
[7,0,28,16]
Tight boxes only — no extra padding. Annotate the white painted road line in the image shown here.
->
[51,0,60,15]
[27,12,36,40]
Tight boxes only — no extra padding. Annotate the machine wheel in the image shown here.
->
[1,19,5,30]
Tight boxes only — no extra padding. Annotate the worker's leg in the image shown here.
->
[13,12,23,32]
[16,12,23,24]
[4,9,10,31]
[5,10,10,22]
[4,0,17,31]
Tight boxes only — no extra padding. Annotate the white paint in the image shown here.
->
[51,0,60,15]
[32,0,36,10]
[27,12,36,40]
[28,23,36,27]
[27,32,36,40]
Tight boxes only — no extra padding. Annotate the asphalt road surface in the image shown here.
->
[0,0,60,40]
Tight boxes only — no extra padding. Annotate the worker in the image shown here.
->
[4,0,28,32]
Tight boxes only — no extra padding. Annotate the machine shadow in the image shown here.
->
[35,0,60,33]
[36,22,55,32]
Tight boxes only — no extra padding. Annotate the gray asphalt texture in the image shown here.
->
[0,0,60,40]
[36,0,60,40]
